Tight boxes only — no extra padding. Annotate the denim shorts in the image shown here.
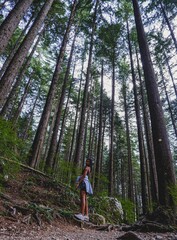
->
[79,181,86,191]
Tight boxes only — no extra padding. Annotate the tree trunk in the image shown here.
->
[53,69,76,171]
[94,61,103,192]
[0,27,44,117]
[159,65,177,139]
[28,0,78,168]
[44,30,77,171]
[73,0,99,166]
[122,80,134,203]
[0,0,34,54]
[127,19,149,213]
[68,50,86,163]
[136,47,159,206]
[159,2,177,52]
[164,52,177,98]
[108,55,115,197]
[12,76,32,124]
[132,0,176,209]
[0,0,54,108]
[87,90,94,157]
[22,88,40,140]
[0,13,34,78]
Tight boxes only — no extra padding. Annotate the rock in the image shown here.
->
[117,231,143,240]
[155,235,163,239]
[102,197,123,223]
[89,213,106,225]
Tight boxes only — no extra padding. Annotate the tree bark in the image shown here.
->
[0,27,44,117]
[127,19,149,212]
[22,89,40,140]
[28,0,78,168]
[132,0,176,208]
[108,54,115,197]
[44,30,77,171]
[159,2,177,53]
[0,0,54,108]
[136,47,159,206]
[0,13,34,79]
[68,48,86,163]
[164,53,177,98]
[94,61,104,192]
[12,76,32,124]
[73,0,99,166]
[159,65,177,139]
[0,0,34,54]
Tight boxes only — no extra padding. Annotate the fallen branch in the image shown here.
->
[0,156,51,178]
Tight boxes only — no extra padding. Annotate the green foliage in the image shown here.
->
[120,198,135,223]
[54,158,81,186]
[0,118,23,187]
[168,184,177,205]
[0,118,23,159]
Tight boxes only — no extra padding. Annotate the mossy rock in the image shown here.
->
[89,213,106,225]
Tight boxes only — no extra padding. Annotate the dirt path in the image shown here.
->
[0,217,177,240]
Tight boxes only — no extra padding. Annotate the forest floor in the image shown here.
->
[0,166,177,240]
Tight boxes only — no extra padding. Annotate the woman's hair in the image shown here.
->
[87,157,93,171]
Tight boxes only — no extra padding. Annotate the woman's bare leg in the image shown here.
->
[85,195,88,216]
[80,190,86,215]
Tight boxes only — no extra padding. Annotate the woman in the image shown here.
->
[74,157,93,221]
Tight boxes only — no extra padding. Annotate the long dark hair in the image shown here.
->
[86,157,93,172]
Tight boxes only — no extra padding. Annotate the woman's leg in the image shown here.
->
[80,190,86,215]
[85,194,88,216]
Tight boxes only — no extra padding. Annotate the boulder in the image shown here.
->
[89,213,106,225]
[94,197,123,224]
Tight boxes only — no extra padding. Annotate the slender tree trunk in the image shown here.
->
[159,2,177,52]
[82,80,94,166]
[0,14,33,79]
[44,30,77,171]
[127,20,149,212]
[42,104,58,168]
[12,76,32,124]
[73,0,99,166]
[94,61,103,192]
[68,48,86,164]
[122,80,134,203]
[52,71,75,171]
[108,55,115,197]
[0,0,34,54]
[100,115,106,184]
[28,0,78,168]
[22,89,40,140]
[136,48,159,206]
[159,65,177,139]
[0,28,44,117]
[0,0,54,108]
[120,156,126,200]
[90,103,98,157]
[132,0,176,209]
[87,93,94,156]
[164,53,177,98]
